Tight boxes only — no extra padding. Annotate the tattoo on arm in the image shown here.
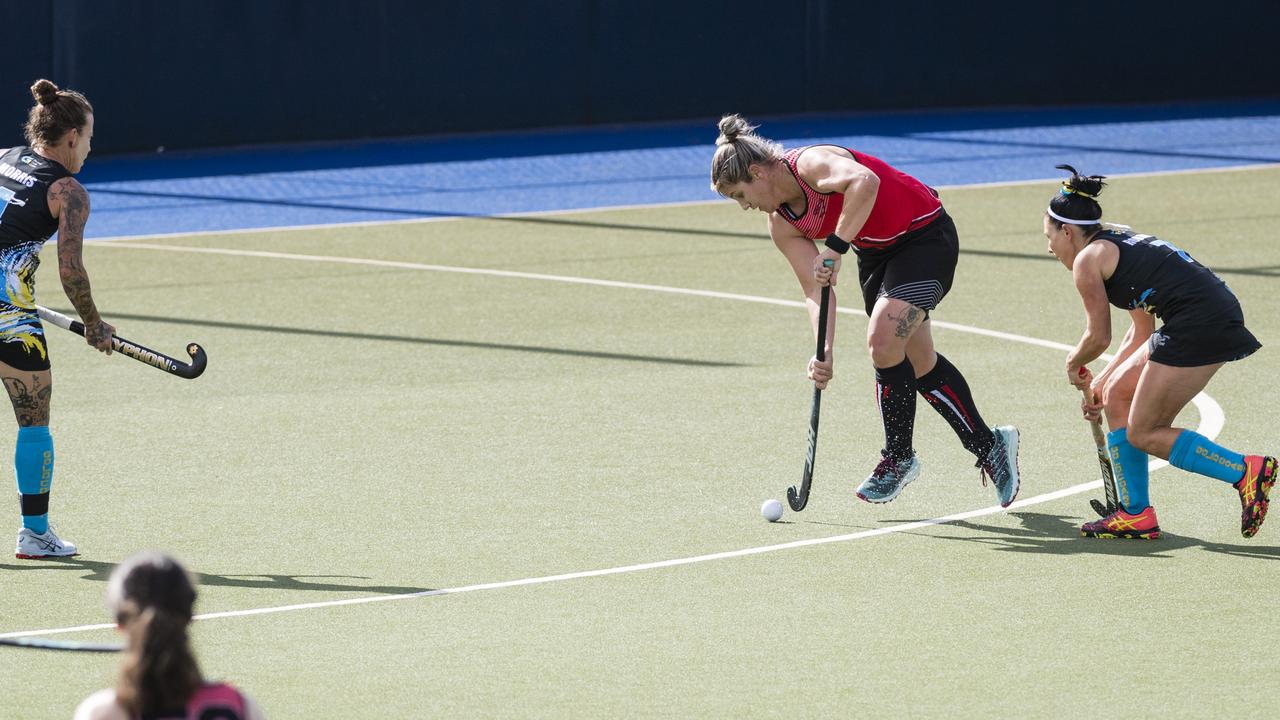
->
[52,179,101,325]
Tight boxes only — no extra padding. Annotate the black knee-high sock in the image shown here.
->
[917,353,995,458]
[875,358,917,460]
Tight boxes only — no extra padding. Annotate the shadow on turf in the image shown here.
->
[44,308,747,368]
[894,511,1280,559]
[0,557,432,594]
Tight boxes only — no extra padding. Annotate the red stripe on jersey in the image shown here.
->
[776,146,943,250]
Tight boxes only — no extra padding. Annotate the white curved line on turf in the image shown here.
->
[0,247,1225,640]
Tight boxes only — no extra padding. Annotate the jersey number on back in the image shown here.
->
[1126,233,1196,264]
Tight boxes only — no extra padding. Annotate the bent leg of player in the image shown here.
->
[856,296,923,503]
[1081,427,1161,539]
[909,319,1018,506]
[915,348,996,457]
[1167,429,1276,538]
[1089,347,1146,516]
[1129,359,1276,537]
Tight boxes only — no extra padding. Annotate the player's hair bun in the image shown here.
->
[1055,164,1107,199]
[717,114,757,146]
[31,79,60,106]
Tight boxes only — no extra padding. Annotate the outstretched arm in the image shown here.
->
[771,214,837,387]
[48,177,113,353]
[1066,244,1114,386]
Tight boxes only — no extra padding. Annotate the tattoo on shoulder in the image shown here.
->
[50,179,90,231]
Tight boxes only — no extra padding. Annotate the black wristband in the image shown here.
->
[824,233,851,255]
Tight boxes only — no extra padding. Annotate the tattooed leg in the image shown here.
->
[3,365,56,537]
[867,297,927,368]
[1,370,52,427]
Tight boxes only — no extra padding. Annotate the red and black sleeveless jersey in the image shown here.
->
[1092,228,1237,323]
[775,145,942,251]
[0,146,71,250]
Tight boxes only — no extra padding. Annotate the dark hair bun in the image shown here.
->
[30,79,59,106]
[1055,164,1107,198]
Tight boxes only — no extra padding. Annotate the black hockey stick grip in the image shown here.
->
[36,306,207,380]
[0,636,122,653]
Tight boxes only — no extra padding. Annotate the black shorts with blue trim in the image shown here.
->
[854,211,959,317]
[0,303,50,372]
[1148,300,1261,367]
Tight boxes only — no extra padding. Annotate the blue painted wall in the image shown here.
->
[4,1,1277,154]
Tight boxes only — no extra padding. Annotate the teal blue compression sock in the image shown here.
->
[15,426,54,534]
[1108,428,1150,513]
[1168,430,1246,484]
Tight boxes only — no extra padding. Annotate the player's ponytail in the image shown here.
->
[1047,164,1107,230]
[23,78,93,148]
[110,552,203,716]
[710,114,783,193]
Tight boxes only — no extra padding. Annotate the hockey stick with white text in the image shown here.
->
[36,306,207,380]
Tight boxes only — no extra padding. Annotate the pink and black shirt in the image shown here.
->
[775,146,942,251]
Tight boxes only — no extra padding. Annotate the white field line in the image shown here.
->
[84,161,1280,244]
[0,246,1224,639]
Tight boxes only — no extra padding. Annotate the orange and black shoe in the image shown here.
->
[1080,506,1161,539]
[1235,455,1278,538]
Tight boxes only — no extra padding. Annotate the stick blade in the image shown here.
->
[178,342,208,379]
[786,483,808,511]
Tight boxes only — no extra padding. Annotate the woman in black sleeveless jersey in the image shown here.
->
[1046,165,1274,540]
[1,79,114,559]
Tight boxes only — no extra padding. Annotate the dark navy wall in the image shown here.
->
[1,4,54,143]
[7,1,1278,154]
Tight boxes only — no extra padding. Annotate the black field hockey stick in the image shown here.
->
[36,306,207,380]
[1080,378,1119,517]
[787,260,834,512]
[0,636,122,653]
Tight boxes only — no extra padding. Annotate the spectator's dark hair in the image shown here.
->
[108,552,203,716]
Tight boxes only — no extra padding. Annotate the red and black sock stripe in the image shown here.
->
[917,353,995,458]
